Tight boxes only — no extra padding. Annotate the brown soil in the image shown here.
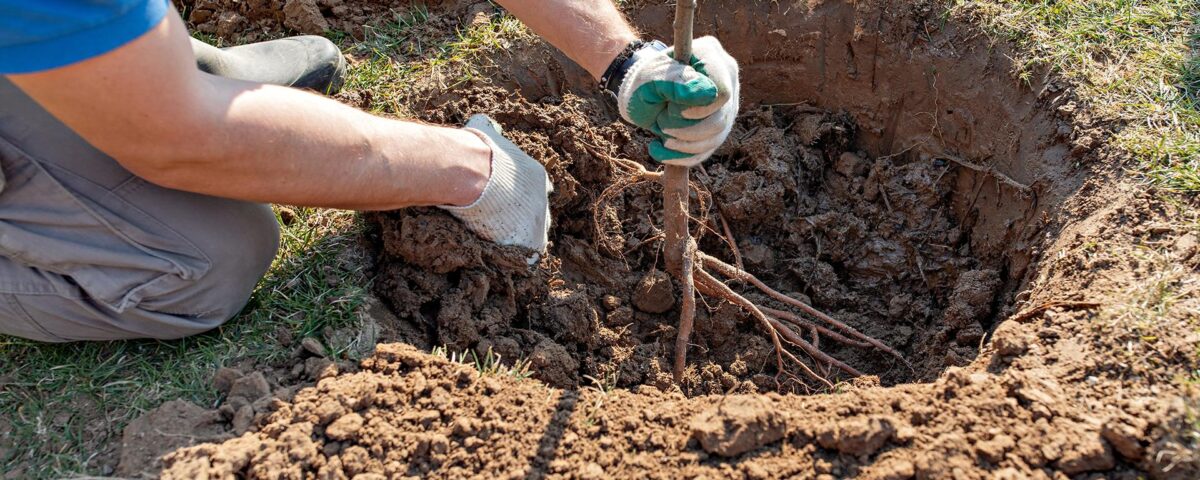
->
[364,85,1005,394]
[127,0,1200,478]
[158,342,1192,479]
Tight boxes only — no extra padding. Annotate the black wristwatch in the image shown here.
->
[599,40,669,96]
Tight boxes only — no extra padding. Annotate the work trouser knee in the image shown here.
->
[0,78,281,342]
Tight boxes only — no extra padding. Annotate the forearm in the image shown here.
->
[494,0,638,79]
[150,77,489,210]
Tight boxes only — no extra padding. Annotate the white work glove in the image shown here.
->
[439,114,552,257]
[617,36,740,166]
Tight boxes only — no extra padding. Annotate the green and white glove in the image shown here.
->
[440,114,553,258]
[616,36,739,166]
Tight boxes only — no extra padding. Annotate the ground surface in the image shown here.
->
[0,0,1197,478]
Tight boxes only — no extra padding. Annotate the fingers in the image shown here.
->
[655,67,720,107]
[661,105,730,143]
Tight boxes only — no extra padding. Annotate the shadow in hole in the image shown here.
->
[524,389,580,480]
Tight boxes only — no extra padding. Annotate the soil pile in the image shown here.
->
[158,342,1187,479]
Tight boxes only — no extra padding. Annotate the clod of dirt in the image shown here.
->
[690,396,785,457]
[231,405,255,435]
[212,367,244,394]
[325,413,365,441]
[974,433,1015,463]
[633,269,675,314]
[1101,417,1147,460]
[817,416,896,456]
[228,372,271,401]
[991,320,1035,357]
[1057,433,1116,474]
[117,400,231,477]
[301,337,326,358]
[282,0,329,34]
[528,338,579,386]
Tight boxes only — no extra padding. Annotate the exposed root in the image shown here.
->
[590,150,661,256]
[671,238,697,383]
[938,154,1032,196]
[699,252,912,370]
[590,158,910,387]
[693,268,787,373]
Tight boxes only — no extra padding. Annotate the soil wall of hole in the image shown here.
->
[357,0,1090,395]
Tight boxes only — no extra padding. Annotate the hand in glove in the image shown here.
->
[439,114,553,256]
[616,36,739,166]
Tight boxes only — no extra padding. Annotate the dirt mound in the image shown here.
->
[158,342,1186,479]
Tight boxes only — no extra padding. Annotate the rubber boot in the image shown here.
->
[190,36,347,94]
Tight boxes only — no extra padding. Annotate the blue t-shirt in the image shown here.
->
[0,0,170,74]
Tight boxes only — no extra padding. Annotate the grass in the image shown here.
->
[957,0,1199,191]
[339,3,531,116]
[432,346,535,381]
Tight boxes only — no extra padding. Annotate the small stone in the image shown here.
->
[228,372,270,401]
[231,405,254,434]
[211,367,244,394]
[325,413,364,441]
[301,337,326,358]
[633,270,675,314]
[351,474,386,480]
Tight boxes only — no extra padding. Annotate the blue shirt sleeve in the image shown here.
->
[0,1,171,74]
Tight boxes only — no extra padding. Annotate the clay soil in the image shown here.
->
[130,0,1200,478]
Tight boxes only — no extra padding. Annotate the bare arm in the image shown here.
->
[6,11,490,210]
[493,0,640,80]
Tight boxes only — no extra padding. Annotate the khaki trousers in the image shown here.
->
[0,77,279,341]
